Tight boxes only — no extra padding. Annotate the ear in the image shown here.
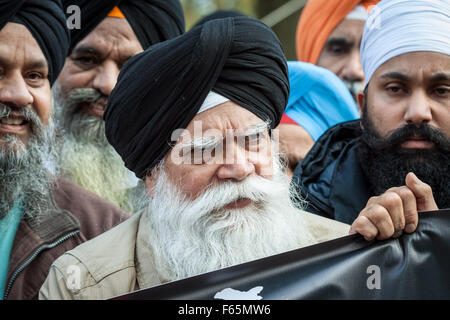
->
[145,174,157,198]
[357,91,366,130]
[357,91,365,113]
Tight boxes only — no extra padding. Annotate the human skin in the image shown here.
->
[316,19,365,87]
[0,23,51,147]
[55,17,143,118]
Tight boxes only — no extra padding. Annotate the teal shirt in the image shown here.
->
[0,200,23,300]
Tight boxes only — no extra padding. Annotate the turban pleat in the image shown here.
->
[104,17,289,178]
[361,0,450,84]
[0,0,70,85]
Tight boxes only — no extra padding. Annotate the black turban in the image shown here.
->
[62,0,185,52]
[194,10,247,27]
[0,0,70,85]
[104,16,289,179]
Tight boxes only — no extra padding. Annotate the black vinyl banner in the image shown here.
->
[113,209,450,300]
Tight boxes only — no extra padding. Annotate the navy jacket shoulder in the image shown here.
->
[291,120,373,225]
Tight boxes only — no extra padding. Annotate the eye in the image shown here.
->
[433,87,450,97]
[73,56,98,68]
[385,84,407,95]
[28,72,43,80]
[327,45,350,56]
[26,72,46,86]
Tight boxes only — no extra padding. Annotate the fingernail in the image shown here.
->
[405,224,416,233]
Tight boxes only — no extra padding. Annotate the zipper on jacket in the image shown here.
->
[3,230,80,300]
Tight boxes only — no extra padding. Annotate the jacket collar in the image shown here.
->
[8,195,80,283]
[135,210,167,289]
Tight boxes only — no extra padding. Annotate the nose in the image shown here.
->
[341,49,364,83]
[404,89,432,127]
[92,60,120,97]
[0,72,34,108]
[216,144,255,181]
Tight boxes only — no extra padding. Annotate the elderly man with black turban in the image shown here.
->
[0,0,129,300]
[40,16,432,300]
[53,0,185,212]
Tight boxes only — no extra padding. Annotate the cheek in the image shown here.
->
[33,87,52,125]
[317,53,346,75]
[434,108,450,138]
[57,63,94,94]
[165,159,217,199]
[366,96,405,137]
[249,146,275,178]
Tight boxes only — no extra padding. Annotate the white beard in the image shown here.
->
[143,159,316,282]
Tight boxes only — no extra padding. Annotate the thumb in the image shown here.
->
[405,172,438,212]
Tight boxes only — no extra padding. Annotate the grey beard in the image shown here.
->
[53,84,107,146]
[53,84,138,212]
[0,105,58,223]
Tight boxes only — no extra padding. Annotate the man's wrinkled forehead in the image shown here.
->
[72,17,143,59]
[0,22,47,71]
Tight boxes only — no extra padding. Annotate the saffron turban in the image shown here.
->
[281,61,359,141]
[61,0,185,52]
[104,17,290,179]
[295,0,379,64]
[361,0,450,84]
[0,0,70,85]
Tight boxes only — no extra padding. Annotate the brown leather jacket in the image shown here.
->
[4,178,130,300]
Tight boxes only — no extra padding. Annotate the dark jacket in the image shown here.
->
[4,178,130,300]
[292,120,372,225]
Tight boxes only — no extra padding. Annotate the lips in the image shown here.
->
[82,100,107,118]
[223,198,253,210]
[0,115,29,135]
[400,135,435,149]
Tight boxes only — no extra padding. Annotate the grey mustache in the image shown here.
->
[0,103,41,124]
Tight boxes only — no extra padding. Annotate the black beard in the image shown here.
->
[356,106,450,209]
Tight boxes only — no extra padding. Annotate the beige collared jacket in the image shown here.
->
[39,209,350,300]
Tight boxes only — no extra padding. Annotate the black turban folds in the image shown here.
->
[0,0,70,85]
[62,0,185,52]
[104,17,290,179]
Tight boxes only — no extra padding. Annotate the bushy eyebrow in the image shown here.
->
[325,37,354,47]
[238,121,270,137]
[379,71,410,82]
[178,122,270,150]
[71,45,101,57]
[429,72,450,82]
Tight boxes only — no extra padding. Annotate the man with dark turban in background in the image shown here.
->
[0,0,128,300]
[53,0,185,212]
[40,16,436,300]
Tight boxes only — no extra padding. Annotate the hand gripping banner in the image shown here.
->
[113,209,450,300]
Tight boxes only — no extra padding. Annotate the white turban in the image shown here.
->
[361,0,450,84]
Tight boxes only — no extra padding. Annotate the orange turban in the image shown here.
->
[295,0,379,64]
[107,6,125,19]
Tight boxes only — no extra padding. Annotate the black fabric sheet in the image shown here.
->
[0,0,70,85]
[62,0,185,52]
[113,209,450,300]
[104,16,289,179]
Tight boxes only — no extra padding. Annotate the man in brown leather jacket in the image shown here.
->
[0,1,129,300]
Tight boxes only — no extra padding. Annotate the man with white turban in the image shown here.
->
[292,0,449,225]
